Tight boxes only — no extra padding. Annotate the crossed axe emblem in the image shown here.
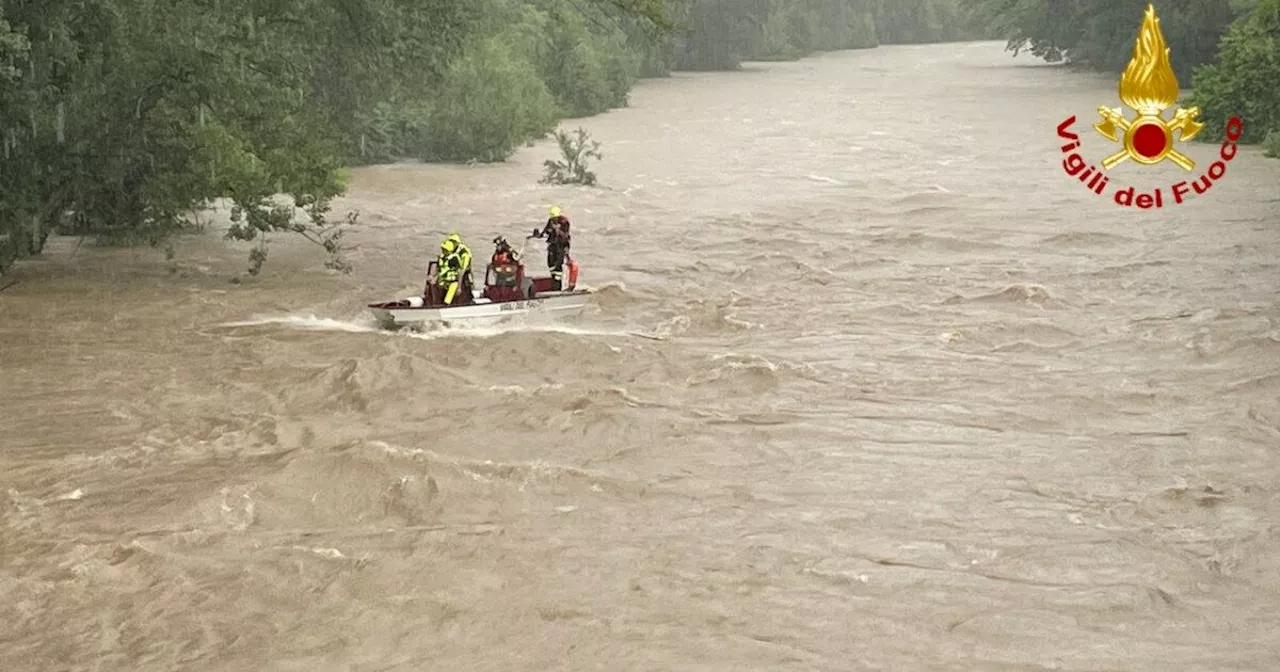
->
[1093,106,1205,171]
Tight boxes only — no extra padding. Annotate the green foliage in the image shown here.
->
[418,37,560,163]
[959,0,1238,82]
[669,0,954,69]
[0,0,463,276]
[873,0,996,44]
[668,0,772,70]
[748,0,879,60]
[964,0,1279,157]
[348,0,639,164]
[1185,0,1280,145]
[0,0,1019,277]
[531,0,640,117]
[1264,129,1280,157]
[541,127,604,186]
[600,0,682,31]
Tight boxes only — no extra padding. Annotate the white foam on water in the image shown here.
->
[212,313,665,342]
[216,314,379,333]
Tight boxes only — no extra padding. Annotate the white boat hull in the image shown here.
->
[369,290,592,328]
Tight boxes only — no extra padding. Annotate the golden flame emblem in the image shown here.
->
[1093,3,1205,171]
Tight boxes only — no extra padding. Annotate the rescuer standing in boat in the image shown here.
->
[435,233,472,304]
[533,206,571,289]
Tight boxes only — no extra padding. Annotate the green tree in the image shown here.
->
[0,0,1022,276]
[873,0,993,44]
[1185,0,1280,146]
[959,0,1238,82]
[960,0,1278,155]
[0,0,489,275]
[417,36,559,162]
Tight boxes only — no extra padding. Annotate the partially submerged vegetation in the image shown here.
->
[541,128,604,187]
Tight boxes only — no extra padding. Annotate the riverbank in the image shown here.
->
[0,0,998,275]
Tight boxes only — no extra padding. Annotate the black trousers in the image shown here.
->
[546,244,565,285]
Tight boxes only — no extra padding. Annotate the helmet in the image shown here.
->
[441,238,457,254]
[548,206,560,218]
[446,232,462,244]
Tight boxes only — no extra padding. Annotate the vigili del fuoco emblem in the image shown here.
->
[1092,3,1204,171]
[1054,3,1244,208]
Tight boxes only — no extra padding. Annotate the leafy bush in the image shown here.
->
[960,0,1239,82]
[541,127,604,186]
[532,1,640,117]
[1185,0,1280,145]
[418,38,560,163]
[874,0,995,43]
[1265,129,1280,157]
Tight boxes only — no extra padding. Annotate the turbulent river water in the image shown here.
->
[3,41,1280,671]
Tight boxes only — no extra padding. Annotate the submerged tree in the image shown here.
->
[541,127,604,186]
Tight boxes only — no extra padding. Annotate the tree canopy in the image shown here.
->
[957,0,1239,82]
[961,0,1280,154]
[0,0,988,275]
[1185,0,1280,151]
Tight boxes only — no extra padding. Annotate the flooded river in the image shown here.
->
[2,41,1279,671]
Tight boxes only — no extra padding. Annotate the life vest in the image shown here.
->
[456,244,472,273]
[437,251,461,282]
[544,218,570,247]
[439,238,472,282]
[491,257,518,286]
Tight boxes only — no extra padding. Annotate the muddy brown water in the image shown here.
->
[2,42,1280,671]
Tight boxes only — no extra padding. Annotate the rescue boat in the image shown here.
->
[367,254,590,328]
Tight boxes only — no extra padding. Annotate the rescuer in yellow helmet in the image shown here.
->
[532,206,571,289]
[434,232,473,304]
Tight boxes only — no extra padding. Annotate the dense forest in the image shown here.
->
[0,0,994,273]
[961,0,1280,155]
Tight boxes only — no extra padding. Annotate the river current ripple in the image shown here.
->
[2,41,1279,671]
